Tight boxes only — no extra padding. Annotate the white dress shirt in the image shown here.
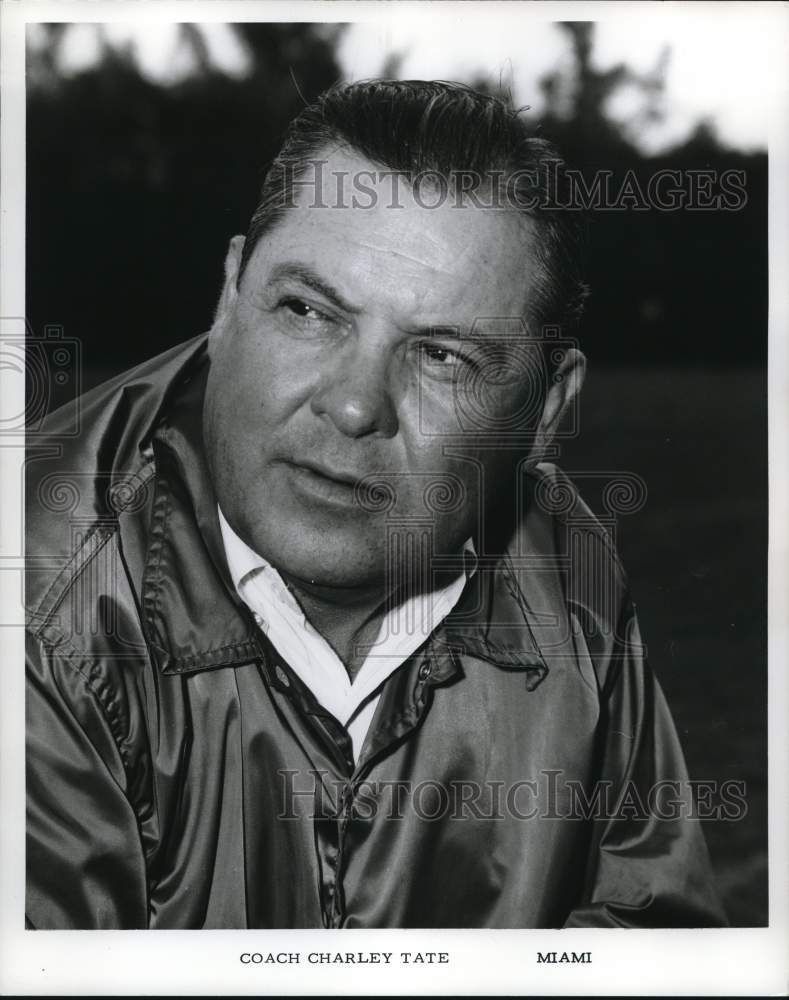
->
[218,505,476,762]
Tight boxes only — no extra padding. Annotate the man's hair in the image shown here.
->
[238,78,588,334]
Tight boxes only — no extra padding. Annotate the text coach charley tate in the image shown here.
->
[25,80,726,929]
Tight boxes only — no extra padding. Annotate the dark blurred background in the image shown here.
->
[26,21,767,926]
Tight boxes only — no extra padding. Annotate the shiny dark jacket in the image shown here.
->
[25,335,727,929]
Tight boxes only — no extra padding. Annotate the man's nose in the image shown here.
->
[309,337,399,439]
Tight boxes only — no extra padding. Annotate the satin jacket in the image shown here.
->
[25,334,727,929]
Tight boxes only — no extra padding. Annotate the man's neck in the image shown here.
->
[279,574,389,681]
[280,562,469,682]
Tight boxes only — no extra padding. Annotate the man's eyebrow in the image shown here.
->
[265,264,522,352]
[266,262,362,315]
[419,324,462,339]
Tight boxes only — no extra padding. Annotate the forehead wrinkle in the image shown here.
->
[258,226,530,326]
[301,230,463,318]
[351,238,456,276]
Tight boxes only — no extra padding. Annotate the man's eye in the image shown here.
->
[423,344,458,363]
[420,342,476,378]
[281,298,327,322]
[276,297,341,337]
[422,344,465,368]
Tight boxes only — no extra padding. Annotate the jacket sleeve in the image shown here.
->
[26,632,149,929]
[563,599,728,928]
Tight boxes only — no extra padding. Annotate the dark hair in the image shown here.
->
[238,79,588,334]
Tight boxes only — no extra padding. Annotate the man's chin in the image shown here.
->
[278,562,388,596]
[250,536,387,592]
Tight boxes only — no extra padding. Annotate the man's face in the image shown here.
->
[204,149,564,591]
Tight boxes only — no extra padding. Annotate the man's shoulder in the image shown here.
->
[521,461,636,662]
[25,334,210,638]
[526,460,628,572]
[28,332,209,474]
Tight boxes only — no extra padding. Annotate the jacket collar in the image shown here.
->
[136,340,566,690]
[136,343,262,673]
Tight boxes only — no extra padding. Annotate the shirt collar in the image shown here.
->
[218,504,480,726]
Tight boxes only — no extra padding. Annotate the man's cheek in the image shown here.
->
[409,384,468,438]
[401,453,483,535]
[234,356,304,427]
[257,346,324,411]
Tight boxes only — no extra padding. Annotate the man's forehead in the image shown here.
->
[255,150,535,314]
[248,150,540,326]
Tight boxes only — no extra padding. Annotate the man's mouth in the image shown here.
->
[282,458,366,510]
[290,458,362,487]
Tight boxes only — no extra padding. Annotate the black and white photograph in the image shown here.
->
[1,0,787,994]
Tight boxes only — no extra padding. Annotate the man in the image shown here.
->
[25,79,726,928]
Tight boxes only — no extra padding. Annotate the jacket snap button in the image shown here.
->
[275,664,290,687]
[418,661,432,681]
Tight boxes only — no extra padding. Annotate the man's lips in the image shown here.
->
[286,458,363,488]
[281,457,370,510]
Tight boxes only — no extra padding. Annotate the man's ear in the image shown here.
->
[531,347,586,464]
[210,235,246,336]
